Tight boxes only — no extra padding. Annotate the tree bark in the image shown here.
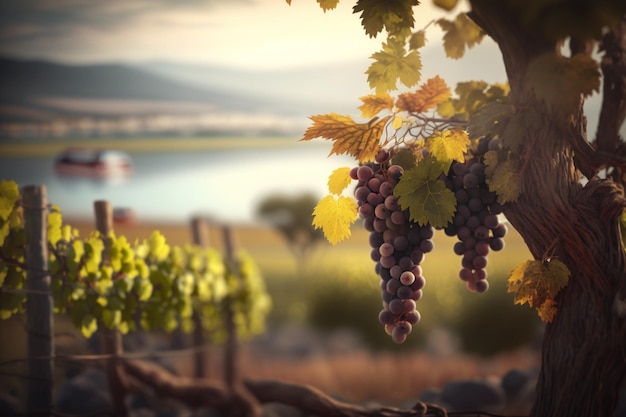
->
[469,2,626,416]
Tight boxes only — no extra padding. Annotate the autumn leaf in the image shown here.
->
[525,53,600,117]
[312,194,358,245]
[317,0,339,12]
[396,76,451,114]
[359,93,394,118]
[394,155,456,228]
[327,167,353,194]
[427,128,469,172]
[300,113,391,163]
[436,13,485,59]
[367,38,422,94]
[507,259,570,322]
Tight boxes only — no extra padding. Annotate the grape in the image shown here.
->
[352,157,433,343]
[445,139,507,294]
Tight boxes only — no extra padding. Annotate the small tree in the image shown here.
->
[256,193,325,270]
[293,0,626,416]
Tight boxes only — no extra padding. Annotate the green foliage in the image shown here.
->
[353,0,418,39]
[0,181,271,343]
[394,155,458,228]
[436,13,485,59]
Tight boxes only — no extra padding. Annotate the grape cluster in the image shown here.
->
[352,149,434,344]
[443,149,507,293]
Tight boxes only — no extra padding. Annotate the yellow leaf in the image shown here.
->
[359,93,394,118]
[433,0,458,11]
[427,128,469,170]
[537,299,558,323]
[396,76,451,114]
[327,167,353,195]
[507,259,570,322]
[317,0,339,12]
[312,194,358,245]
[300,113,391,163]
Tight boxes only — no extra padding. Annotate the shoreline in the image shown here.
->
[0,135,309,158]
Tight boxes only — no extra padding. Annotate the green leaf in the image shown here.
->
[81,314,98,338]
[467,101,514,140]
[148,231,170,261]
[525,53,600,117]
[394,155,456,227]
[500,106,542,151]
[0,180,19,220]
[366,38,422,94]
[486,158,521,204]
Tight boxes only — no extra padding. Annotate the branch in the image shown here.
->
[122,359,262,417]
[121,359,448,417]
[244,379,447,417]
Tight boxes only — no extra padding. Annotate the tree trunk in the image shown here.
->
[469,2,626,416]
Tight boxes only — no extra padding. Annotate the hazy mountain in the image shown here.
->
[0,55,322,123]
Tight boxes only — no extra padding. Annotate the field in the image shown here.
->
[59,217,540,405]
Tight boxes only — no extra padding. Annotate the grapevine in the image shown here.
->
[0,180,271,340]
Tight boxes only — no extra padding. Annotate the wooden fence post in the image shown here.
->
[190,216,208,379]
[222,225,239,390]
[94,200,128,417]
[23,185,54,415]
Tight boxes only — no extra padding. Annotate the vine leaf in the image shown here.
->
[394,155,456,228]
[359,93,394,118]
[396,76,451,114]
[316,0,339,12]
[525,53,600,117]
[327,167,353,195]
[366,38,422,93]
[300,113,391,163]
[409,30,427,50]
[312,195,358,245]
[507,259,570,322]
[467,101,514,140]
[353,0,418,38]
[436,13,485,59]
[427,128,470,172]
[485,157,520,204]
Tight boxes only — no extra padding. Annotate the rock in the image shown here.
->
[55,369,112,415]
[441,378,506,412]
[501,368,533,400]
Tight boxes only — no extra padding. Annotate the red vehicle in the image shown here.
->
[54,148,133,178]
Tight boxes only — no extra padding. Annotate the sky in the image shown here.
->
[0,0,462,69]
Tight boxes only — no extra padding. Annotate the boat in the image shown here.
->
[54,148,133,178]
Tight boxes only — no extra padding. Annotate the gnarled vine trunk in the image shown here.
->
[470,2,626,416]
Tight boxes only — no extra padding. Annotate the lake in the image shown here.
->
[0,139,355,224]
